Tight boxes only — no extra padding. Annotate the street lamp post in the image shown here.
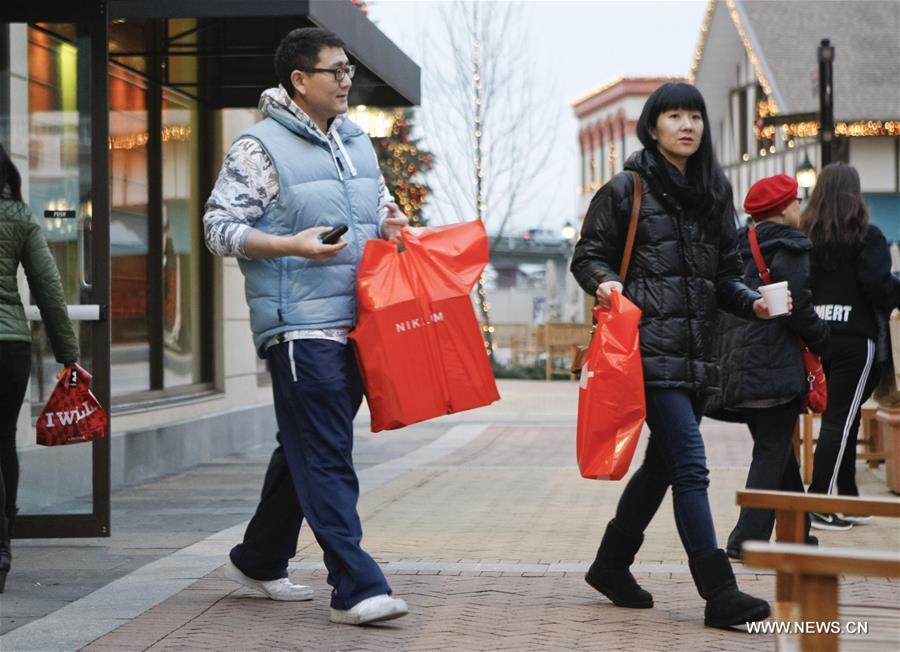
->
[818,37,835,168]
[796,154,817,200]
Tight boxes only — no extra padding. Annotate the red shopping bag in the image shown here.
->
[350,220,500,432]
[36,363,108,446]
[576,292,645,479]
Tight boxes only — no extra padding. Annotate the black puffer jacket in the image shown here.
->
[715,222,831,409]
[571,150,759,394]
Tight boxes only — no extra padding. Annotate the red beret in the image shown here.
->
[743,174,799,220]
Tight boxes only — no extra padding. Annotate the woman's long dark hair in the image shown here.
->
[801,162,869,252]
[636,82,731,213]
[0,143,23,202]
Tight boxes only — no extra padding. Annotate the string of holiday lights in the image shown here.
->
[374,109,433,226]
[780,120,900,139]
[469,18,495,360]
[688,0,716,84]
[689,0,780,114]
[108,125,192,151]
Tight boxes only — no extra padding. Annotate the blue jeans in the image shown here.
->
[230,339,391,609]
[613,388,718,556]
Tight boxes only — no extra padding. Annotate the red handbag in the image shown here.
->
[747,226,827,413]
[36,363,108,446]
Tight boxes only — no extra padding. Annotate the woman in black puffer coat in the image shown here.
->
[571,83,777,629]
[714,174,831,559]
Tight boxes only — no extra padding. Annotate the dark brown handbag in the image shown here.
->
[571,171,642,375]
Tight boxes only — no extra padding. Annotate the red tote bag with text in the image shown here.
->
[576,292,645,480]
[36,363,108,446]
[350,221,500,432]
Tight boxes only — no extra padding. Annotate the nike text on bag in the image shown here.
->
[747,225,827,413]
[36,363,108,446]
[349,220,500,432]
[576,292,646,480]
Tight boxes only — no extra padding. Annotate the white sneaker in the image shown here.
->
[329,594,409,625]
[839,513,873,523]
[225,560,313,601]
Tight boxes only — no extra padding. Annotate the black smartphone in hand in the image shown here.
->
[319,224,348,245]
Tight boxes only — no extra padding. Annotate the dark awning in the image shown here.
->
[107,0,420,108]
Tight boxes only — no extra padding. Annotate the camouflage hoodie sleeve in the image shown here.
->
[203,137,278,258]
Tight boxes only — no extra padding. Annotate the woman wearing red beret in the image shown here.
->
[571,83,776,629]
[713,173,831,559]
[802,163,896,529]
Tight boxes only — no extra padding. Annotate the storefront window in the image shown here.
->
[7,22,98,516]
[9,17,211,408]
[162,88,202,387]
[109,65,151,395]
[26,25,88,405]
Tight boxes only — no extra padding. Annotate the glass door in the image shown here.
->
[2,2,110,538]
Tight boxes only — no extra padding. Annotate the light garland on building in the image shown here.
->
[688,0,716,84]
[607,142,616,178]
[108,125,192,150]
[725,0,779,112]
[753,96,777,142]
[690,0,780,114]
[780,120,900,140]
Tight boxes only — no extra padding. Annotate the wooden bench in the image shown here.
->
[536,322,591,381]
[735,489,900,601]
[743,542,900,652]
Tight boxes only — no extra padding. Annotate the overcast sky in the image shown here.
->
[367,0,708,234]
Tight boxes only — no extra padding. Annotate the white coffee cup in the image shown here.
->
[758,281,789,316]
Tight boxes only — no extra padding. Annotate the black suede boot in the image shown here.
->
[0,516,10,593]
[585,520,653,608]
[689,549,770,628]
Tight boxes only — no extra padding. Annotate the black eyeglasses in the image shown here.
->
[298,64,356,82]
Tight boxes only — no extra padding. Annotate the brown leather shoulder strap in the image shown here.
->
[588,171,642,326]
[619,170,642,281]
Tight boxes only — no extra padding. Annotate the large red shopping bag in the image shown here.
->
[350,220,500,432]
[36,363,108,446]
[576,292,645,479]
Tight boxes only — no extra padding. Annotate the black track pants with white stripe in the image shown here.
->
[808,334,879,496]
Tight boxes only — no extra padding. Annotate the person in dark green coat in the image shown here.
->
[0,143,79,592]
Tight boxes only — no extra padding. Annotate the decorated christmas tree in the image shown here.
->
[374,109,434,226]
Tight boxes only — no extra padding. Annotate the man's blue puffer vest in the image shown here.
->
[237,106,381,356]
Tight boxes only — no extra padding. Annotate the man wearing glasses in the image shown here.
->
[204,27,408,625]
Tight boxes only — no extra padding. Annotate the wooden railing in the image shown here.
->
[736,490,900,651]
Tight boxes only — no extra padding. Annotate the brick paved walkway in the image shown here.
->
[82,571,899,652]
[80,410,900,651]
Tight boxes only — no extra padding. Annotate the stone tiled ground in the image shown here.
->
[83,411,900,651]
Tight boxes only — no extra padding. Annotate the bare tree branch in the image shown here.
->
[416,1,562,357]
